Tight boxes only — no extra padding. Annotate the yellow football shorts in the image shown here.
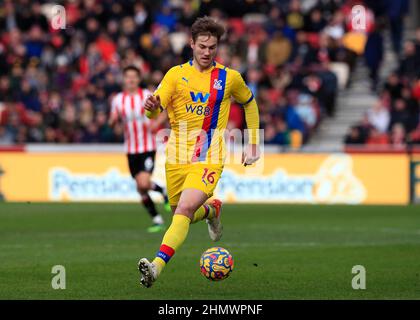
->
[165,163,224,206]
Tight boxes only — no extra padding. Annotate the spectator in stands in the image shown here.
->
[389,98,414,132]
[295,93,318,131]
[265,31,292,68]
[265,117,291,146]
[359,114,374,141]
[367,100,390,133]
[344,126,365,145]
[384,73,403,101]
[0,125,14,145]
[286,0,305,31]
[284,91,307,140]
[290,31,317,67]
[304,7,327,33]
[398,40,420,81]
[323,10,345,41]
[390,123,407,147]
[364,22,384,91]
[16,1,49,33]
[385,0,409,55]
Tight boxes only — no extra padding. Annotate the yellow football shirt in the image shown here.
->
[155,60,254,164]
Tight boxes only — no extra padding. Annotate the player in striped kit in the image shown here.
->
[109,66,170,233]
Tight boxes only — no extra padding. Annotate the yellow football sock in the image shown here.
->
[152,214,191,275]
[191,204,216,224]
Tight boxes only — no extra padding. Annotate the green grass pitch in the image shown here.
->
[0,202,419,299]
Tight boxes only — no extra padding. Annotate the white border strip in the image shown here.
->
[24,144,344,154]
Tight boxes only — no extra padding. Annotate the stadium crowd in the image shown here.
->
[344,33,420,147]
[0,0,405,147]
[342,0,420,147]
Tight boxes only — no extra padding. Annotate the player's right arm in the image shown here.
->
[145,67,177,119]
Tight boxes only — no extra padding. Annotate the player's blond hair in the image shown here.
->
[191,16,225,43]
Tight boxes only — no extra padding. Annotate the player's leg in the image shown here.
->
[137,163,186,287]
[186,164,224,241]
[128,153,165,232]
[190,200,220,223]
[157,163,224,253]
[158,163,224,245]
[138,188,208,287]
[169,201,219,226]
[153,188,208,268]
[135,172,165,232]
[147,151,171,212]
[138,164,224,287]
[150,181,171,212]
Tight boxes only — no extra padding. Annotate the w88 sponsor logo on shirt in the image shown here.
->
[185,104,211,116]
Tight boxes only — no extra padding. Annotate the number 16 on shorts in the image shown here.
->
[202,168,216,186]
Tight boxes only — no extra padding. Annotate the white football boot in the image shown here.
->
[138,258,158,288]
[206,199,223,242]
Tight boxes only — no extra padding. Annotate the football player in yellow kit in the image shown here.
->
[138,16,261,287]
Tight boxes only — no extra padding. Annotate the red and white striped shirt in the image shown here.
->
[111,88,156,154]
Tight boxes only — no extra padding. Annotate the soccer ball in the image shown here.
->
[200,247,234,281]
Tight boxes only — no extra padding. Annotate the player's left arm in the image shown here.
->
[231,71,261,166]
[108,94,119,127]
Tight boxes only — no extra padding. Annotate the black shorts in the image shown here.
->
[127,151,156,178]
